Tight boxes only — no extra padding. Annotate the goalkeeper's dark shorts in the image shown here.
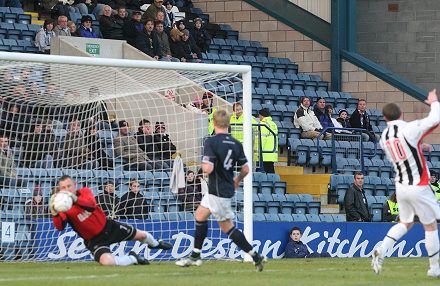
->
[84,219,136,262]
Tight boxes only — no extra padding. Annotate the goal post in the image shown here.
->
[0,52,254,262]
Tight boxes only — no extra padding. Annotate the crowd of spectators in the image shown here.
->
[34,0,208,62]
[294,96,379,142]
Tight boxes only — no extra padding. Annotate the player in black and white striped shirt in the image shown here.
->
[372,89,440,278]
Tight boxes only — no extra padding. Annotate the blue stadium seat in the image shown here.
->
[332,214,346,222]
[254,213,266,221]
[280,201,295,214]
[319,214,334,222]
[265,213,280,221]
[285,194,300,202]
[294,202,308,214]
[253,201,266,214]
[306,214,320,222]
[278,213,294,222]
[370,203,383,222]
[292,214,307,221]
[267,201,280,214]
[307,202,321,215]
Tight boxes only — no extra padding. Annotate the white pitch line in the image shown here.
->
[0,274,120,282]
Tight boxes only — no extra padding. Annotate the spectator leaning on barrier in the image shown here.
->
[344,171,371,222]
[135,19,161,59]
[293,96,332,140]
[383,192,399,222]
[95,180,119,218]
[313,97,334,131]
[431,172,440,203]
[284,227,331,258]
[122,10,143,46]
[79,15,98,38]
[35,19,55,54]
[349,99,377,142]
[258,108,278,174]
[53,15,71,37]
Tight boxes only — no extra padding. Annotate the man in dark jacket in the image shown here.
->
[180,29,202,62]
[122,10,143,46]
[117,179,149,219]
[21,121,58,168]
[344,171,371,222]
[349,99,377,142]
[99,5,125,40]
[95,180,120,218]
[169,28,186,60]
[153,121,176,162]
[190,18,210,53]
[284,227,330,258]
[137,119,157,160]
[135,19,161,59]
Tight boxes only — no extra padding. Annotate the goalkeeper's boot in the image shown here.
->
[253,254,267,272]
[149,239,173,250]
[371,248,384,274]
[176,255,203,267]
[129,251,150,265]
[427,268,440,278]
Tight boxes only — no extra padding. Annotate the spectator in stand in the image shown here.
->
[114,6,128,26]
[164,0,175,28]
[431,172,440,203]
[349,99,377,142]
[325,104,351,135]
[114,120,153,171]
[178,170,202,211]
[142,0,169,27]
[122,10,143,46]
[258,108,278,174]
[79,15,98,38]
[117,179,149,219]
[21,120,57,168]
[63,119,93,169]
[0,103,31,147]
[313,97,334,131]
[293,96,332,140]
[67,21,79,36]
[25,186,49,219]
[0,135,26,188]
[0,0,21,8]
[169,28,186,61]
[336,109,351,129]
[95,180,119,218]
[85,126,113,170]
[135,19,161,59]
[100,5,125,40]
[153,121,176,167]
[154,20,179,61]
[109,113,119,131]
[137,119,157,161]
[155,11,169,33]
[53,16,71,37]
[35,19,55,54]
[383,192,399,222]
[180,29,202,62]
[191,18,210,54]
[175,19,185,31]
[344,171,371,222]
[201,92,216,135]
[284,227,330,258]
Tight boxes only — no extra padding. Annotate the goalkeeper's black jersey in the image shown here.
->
[202,133,248,198]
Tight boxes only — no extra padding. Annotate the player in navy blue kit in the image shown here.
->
[176,109,266,271]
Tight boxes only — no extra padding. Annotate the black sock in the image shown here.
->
[227,227,254,254]
[192,220,208,258]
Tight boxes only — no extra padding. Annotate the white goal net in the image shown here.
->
[0,53,253,262]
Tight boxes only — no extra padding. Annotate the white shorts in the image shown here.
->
[200,193,235,222]
[396,183,440,224]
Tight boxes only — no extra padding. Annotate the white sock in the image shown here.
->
[380,223,408,255]
[425,230,440,270]
[114,255,137,266]
[142,232,159,247]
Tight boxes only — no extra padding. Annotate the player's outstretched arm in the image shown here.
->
[233,164,249,190]
[425,89,438,105]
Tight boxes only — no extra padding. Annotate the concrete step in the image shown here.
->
[275,165,303,175]
[320,204,340,214]
[286,184,328,196]
[282,174,331,185]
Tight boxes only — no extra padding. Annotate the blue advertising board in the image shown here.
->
[26,219,435,261]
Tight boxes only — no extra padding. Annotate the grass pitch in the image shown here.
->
[0,258,438,286]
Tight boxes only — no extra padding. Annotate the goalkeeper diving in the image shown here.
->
[49,175,172,266]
